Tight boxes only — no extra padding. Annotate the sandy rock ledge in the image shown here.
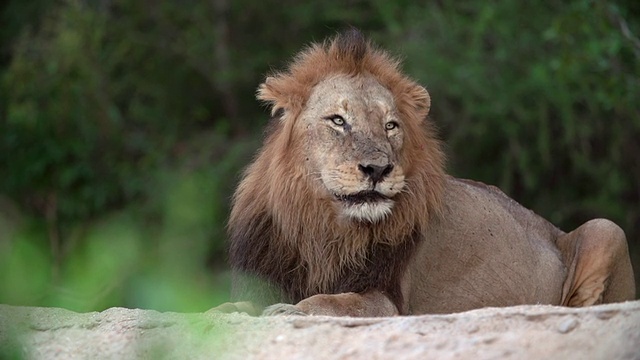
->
[0,301,639,359]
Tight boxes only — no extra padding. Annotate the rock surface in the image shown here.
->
[1,301,639,359]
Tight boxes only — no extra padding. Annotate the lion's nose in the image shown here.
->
[358,163,394,184]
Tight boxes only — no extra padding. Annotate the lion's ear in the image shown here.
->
[257,76,301,117]
[408,85,431,120]
[257,77,282,116]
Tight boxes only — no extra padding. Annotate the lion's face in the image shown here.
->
[298,74,406,222]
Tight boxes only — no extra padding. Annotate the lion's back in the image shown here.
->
[405,177,566,314]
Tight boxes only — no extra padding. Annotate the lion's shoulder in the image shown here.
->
[440,177,562,239]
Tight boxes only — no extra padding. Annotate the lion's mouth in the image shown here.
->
[334,190,390,204]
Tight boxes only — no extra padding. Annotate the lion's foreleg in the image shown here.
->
[263,291,399,317]
[556,218,635,306]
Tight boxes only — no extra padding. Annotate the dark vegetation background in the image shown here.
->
[1,0,638,312]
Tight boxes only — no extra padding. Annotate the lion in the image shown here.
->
[219,29,635,317]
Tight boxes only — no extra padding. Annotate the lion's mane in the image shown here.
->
[228,30,446,311]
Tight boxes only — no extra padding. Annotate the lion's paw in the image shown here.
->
[207,301,260,316]
[262,303,308,316]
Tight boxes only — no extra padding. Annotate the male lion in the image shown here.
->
[221,30,635,317]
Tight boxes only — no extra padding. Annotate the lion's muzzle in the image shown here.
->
[319,158,406,222]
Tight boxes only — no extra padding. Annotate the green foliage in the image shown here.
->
[2,1,210,223]
[0,157,242,311]
[389,1,640,230]
[0,0,638,310]
[0,222,52,305]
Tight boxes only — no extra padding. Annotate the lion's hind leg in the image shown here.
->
[556,219,635,307]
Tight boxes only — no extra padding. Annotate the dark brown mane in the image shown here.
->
[228,30,446,311]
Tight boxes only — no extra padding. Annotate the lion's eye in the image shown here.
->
[325,115,345,126]
[385,121,398,130]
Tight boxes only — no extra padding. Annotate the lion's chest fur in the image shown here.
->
[229,209,423,312]
[308,226,421,310]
